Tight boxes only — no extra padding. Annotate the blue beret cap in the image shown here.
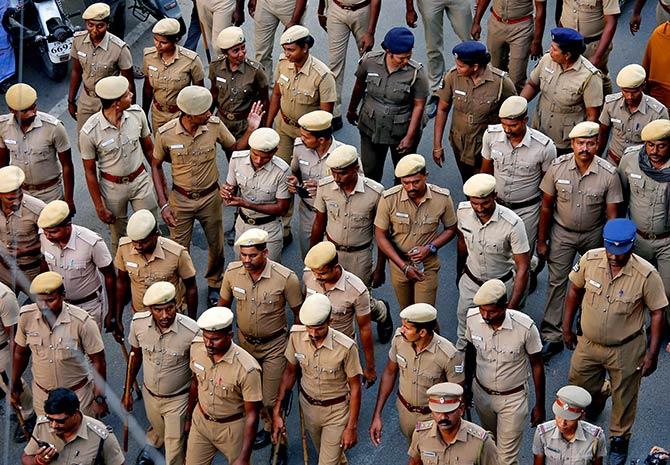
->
[551,28,584,47]
[603,219,636,254]
[382,27,414,54]
[452,41,488,64]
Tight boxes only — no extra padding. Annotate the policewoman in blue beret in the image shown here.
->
[563,218,668,465]
[521,28,603,153]
[347,27,430,182]
[433,40,516,182]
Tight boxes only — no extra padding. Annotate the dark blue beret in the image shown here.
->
[382,27,415,54]
[452,41,488,63]
[550,27,584,47]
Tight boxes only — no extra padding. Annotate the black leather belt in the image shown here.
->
[69,287,102,306]
[587,329,644,348]
[584,33,602,44]
[496,195,541,210]
[325,233,371,253]
[144,383,190,399]
[397,391,430,414]
[476,377,525,396]
[300,385,347,407]
[637,229,670,241]
[464,265,513,287]
[197,403,244,423]
[173,182,219,200]
[240,328,286,345]
[239,210,277,226]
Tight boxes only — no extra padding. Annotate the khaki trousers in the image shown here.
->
[389,255,439,311]
[142,388,188,465]
[196,0,236,56]
[254,0,299,74]
[76,93,101,137]
[634,234,670,326]
[487,16,534,92]
[583,40,613,96]
[473,382,528,465]
[32,379,95,417]
[297,199,316,260]
[275,117,299,237]
[169,189,224,289]
[185,408,245,464]
[300,395,350,465]
[76,294,105,332]
[26,181,64,205]
[568,334,645,438]
[234,215,283,262]
[396,398,430,442]
[0,347,33,417]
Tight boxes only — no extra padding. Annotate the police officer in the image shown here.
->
[68,3,134,135]
[272,293,363,465]
[195,0,245,57]
[218,228,303,449]
[598,64,668,165]
[124,282,200,465]
[39,200,116,332]
[186,306,263,465]
[481,96,557,291]
[0,84,74,210]
[11,272,108,418]
[143,18,205,133]
[455,174,530,349]
[470,0,547,92]
[374,154,458,309]
[152,85,262,306]
[537,121,623,360]
[0,165,45,297]
[533,385,606,465]
[209,27,270,142]
[407,382,499,465]
[22,388,125,465]
[252,0,307,75]
[348,27,429,183]
[464,279,545,465]
[433,41,517,182]
[288,110,344,258]
[563,219,667,465]
[370,303,464,444]
[115,209,198,318]
[79,76,159,254]
[521,28,603,153]
[318,0,381,128]
[619,119,670,325]
[303,241,378,384]
[221,128,291,262]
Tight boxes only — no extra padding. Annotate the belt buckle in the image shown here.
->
[191,191,201,200]
[247,217,256,225]
[226,113,235,121]
[121,176,130,183]
[648,232,657,240]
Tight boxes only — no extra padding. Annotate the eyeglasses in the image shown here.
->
[46,415,71,424]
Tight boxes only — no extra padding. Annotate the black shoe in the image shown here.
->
[269,443,288,465]
[425,95,439,119]
[377,300,393,344]
[528,269,539,295]
[133,65,145,79]
[225,227,235,246]
[208,287,221,307]
[283,233,293,248]
[135,448,156,465]
[253,429,271,450]
[332,116,343,132]
[541,340,564,362]
[608,437,629,465]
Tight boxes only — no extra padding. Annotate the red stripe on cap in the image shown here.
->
[555,398,583,413]
[429,397,461,405]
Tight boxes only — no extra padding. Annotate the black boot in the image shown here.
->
[253,429,271,449]
[135,447,157,465]
[376,300,393,344]
[608,436,629,465]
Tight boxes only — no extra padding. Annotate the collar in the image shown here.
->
[400,185,433,204]
[129,239,166,262]
[36,303,72,325]
[429,420,470,445]
[478,65,496,84]
[477,310,513,331]
[617,94,648,115]
[550,421,587,443]
[175,118,209,138]
[243,154,274,173]
[238,260,273,280]
[147,315,179,334]
[301,327,335,350]
[567,155,598,175]
[330,267,347,291]
[99,110,129,131]
[2,201,25,219]
[419,334,438,354]
[69,415,90,442]
[9,113,44,133]
[330,175,366,194]
[220,342,238,365]
[596,252,634,277]
[160,45,182,66]
[292,54,315,76]
[83,32,110,50]
[62,226,79,251]
[472,203,501,227]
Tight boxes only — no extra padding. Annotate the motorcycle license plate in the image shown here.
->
[47,37,73,63]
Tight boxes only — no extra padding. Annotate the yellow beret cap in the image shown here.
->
[498,96,528,119]
[82,3,110,20]
[249,128,280,152]
[143,281,177,306]
[463,173,496,198]
[300,293,332,326]
[400,303,438,323]
[0,166,25,193]
[473,279,507,306]
[6,83,37,111]
[304,241,337,269]
[38,200,70,229]
[394,154,426,178]
[280,25,310,45]
[177,85,212,115]
[30,271,64,294]
[426,382,463,413]
[616,64,646,89]
[326,144,358,169]
[95,76,129,100]
[641,119,670,141]
[217,27,245,50]
[198,307,234,331]
[298,110,333,131]
[152,18,181,36]
[127,209,157,241]
[235,228,269,247]
[568,121,599,139]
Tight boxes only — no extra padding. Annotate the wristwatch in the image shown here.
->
[427,243,438,254]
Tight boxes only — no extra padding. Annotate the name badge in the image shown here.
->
[395,212,409,218]
[298,159,309,166]
[216,77,227,83]
[294,353,306,361]
[148,65,158,71]
[422,452,437,458]
[543,66,554,74]
[193,362,204,371]
[491,149,502,157]
[170,144,184,149]
[126,261,138,268]
[454,90,466,96]
[588,279,601,289]
[44,251,55,260]
[367,72,379,77]
[233,287,246,295]
[77,51,87,58]
[611,118,622,124]
[472,334,483,342]
[630,173,642,179]
[396,354,407,365]
[279,74,289,83]
[4,139,16,145]
[557,179,571,185]
[101,138,115,148]
[455,363,464,373]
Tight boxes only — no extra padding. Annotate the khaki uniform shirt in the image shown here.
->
[0,281,18,347]
[79,105,149,177]
[560,0,621,38]
[209,57,268,116]
[466,308,542,391]
[226,151,291,220]
[15,303,104,390]
[26,415,124,465]
[303,267,370,339]
[388,329,465,407]
[285,325,362,400]
[115,236,197,311]
[569,248,668,345]
[275,54,337,122]
[129,311,200,395]
[220,260,303,338]
[144,45,205,108]
[0,194,45,266]
[154,116,235,191]
[533,420,606,464]
[0,112,70,186]
[314,175,384,247]
[41,225,111,302]
[437,66,517,165]
[457,203,530,280]
[408,419,499,465]
[492,0,540,20]
[599,93,668,159]
[290,138,345,209]
[374,184,457,254]
[482,125,557,203]
[619,146,670,234]
[355,50,429,144]
[540,154,623,232]
[190,339,262,417]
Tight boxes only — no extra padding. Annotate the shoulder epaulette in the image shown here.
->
[66,304,93,323]
[179,47,198,60]
[537,420,555,435]
[466,307,480,318]
[499,206,521,226]
[36,416,49,425]
[428,184,451,197]
[118,236,132,247]
[362,177,384,194]
[491,67,507,77]
[415,420,433,431]
[74,226,103,247]
[208,115,221,124]
[318,176,335,187]
[226,261,244,271]
[86,419,110,439]
[159,238,186,256]
[458,201,472,210]
[81,113,101,134]
[290,324,306,333]
[332,329,355,349]
[244,58,262,69]
[344,272,367,294]
[37,112,59,125]
[272,155,290,172]
[630,254,655,277]
[595,156,616,174]
[310,57,331,77]
[585,248,606,260]
[293,137,304,146]
[143,46,157,56]
[0,114,10,122]
[393,327,402,338]
[605,92,622,103]
[231,150,249,159]
[270,261,292,279]
[382,185,403,197]
[158,118,178,134]
[359,50,384,63]
[192,335,204,344]
[408,59,423,70]
[582,58,599,75]
[22,195,45,216]
[552,153,573,165]
[581,422,603,438]
[74,30,87,38]
[176,315,200,334]
[465,422,489,440]
[19,303,39,315]
[132,310,151,321]
[529,128,551,146]
[646,95,666,113]
[508,309,534,329]
[126,104,144,113]
[235,347,262,372]
[434,334,458,358]
[108,33,127,48]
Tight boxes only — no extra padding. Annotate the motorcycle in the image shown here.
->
[129,0,187,36]
[2,0,78,81]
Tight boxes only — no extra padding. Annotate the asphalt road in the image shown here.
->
[1,0,668,464]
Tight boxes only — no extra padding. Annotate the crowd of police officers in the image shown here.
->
[0,0,670,464]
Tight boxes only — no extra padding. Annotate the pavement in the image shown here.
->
[1,0,668,464]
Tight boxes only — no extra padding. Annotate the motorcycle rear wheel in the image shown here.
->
[39,45,68,81]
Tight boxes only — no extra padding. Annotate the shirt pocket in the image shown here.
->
[556,184,573,203]
[26,334,45,356]
[584,190,604,206]
[494,344,523,363]
[349,212,371,231]
[584,279,603,307]
[67,260,90,277]
[217,382,238,398]
[390,214,411,234]
[609,291,641,315]
[484,237,508,254]
[55,338,80,360]
[419,215,440,235]
[99,137,119,157]
[232,287,248,301]
[577,0,599,11]
[570,453,598,465]
[294,88,316,106]
[162,345,189,367]
[420,452,439,465]
[628,174,646,197]
[317,363,343,380]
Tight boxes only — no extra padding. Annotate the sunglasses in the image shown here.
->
[46,415,71,424]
